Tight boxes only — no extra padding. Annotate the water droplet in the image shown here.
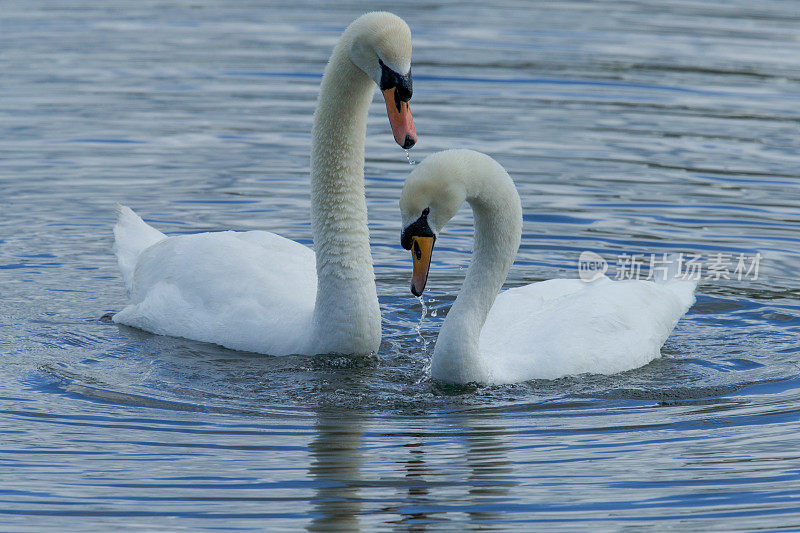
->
[414,295,429,352]
[405,150,417,166]
[431,308,437,317]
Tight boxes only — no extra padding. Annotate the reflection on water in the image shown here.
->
[460,414,515,529]
[308,410,365,532]
[2,0,800,530]
[399,436,430,531]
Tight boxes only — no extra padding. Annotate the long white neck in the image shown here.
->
[431,158,522,383]
[308,41,381,354]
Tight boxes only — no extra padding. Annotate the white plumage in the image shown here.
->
[113,206,318,355]
[480,276,696,382]
[400,150,696,384]
[112,12,414,356]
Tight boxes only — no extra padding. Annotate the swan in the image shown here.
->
[112,12,417,355]
[400,150,697,384]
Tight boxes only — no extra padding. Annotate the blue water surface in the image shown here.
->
[2,0,800,530]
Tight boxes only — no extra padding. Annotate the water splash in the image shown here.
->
[414,295,428,349]
[427,297,438,317]
[414,295,432,383]
[405,149,417,166]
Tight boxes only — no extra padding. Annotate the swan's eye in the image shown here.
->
[379,58,412,103]
[401,207,434,250]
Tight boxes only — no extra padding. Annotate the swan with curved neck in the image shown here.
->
[112,12,416,355]
[400,150,697,384]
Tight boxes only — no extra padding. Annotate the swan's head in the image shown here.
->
[400,150,477,296]
[345,12,416,149]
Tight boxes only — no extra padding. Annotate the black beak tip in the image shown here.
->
[411,283,421,297]
[402,135,416,149]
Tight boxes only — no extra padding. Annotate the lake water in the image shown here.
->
[2,0,800,530]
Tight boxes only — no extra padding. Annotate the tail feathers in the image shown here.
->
[113,204,165,290]
[653,253,698,312]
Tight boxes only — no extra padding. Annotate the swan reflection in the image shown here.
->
[394,411,516,530]
[307,409,365,532]
[459,413,515,527]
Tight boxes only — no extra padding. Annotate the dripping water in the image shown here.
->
[413,295,434,383]
[414,295,432,382]
[414,295,428,347]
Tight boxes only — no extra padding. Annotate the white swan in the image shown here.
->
[400,150,697,384]
[112,12,417,356]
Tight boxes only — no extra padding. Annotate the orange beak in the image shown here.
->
[410,236,435,296]
[383,87,417,149]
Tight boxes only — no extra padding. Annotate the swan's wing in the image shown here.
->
[113,205,166,290]
[479,277,696,382]
[113,230,318,355]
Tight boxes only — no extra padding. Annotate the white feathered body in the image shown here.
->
[402,150,697,385]
[477,276,696,383]
[113,207,321,354]
[110,13,416,355]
